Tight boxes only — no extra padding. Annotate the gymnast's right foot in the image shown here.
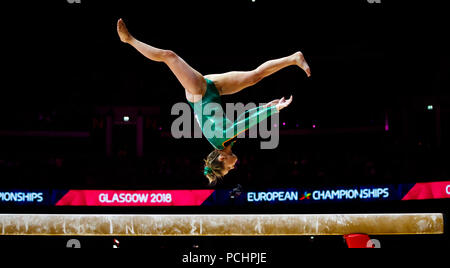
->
[117,18,133,43]
[293,51,311,77]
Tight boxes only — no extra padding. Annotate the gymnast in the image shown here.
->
[117,18,311,185]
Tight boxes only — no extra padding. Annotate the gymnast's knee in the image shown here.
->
[162,50,178,63]
[249,70,264,85]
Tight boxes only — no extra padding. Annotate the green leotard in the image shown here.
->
[188,78,278,150]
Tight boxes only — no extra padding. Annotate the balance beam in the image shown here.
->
[0,213,444,236]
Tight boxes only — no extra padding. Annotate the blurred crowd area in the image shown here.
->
[0,100,448,189]
[1,0,449,189]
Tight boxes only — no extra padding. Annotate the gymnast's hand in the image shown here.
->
[273,95,293,112]
[264,99,280,108]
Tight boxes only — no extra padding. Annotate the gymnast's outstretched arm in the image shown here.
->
[225,96,293,139]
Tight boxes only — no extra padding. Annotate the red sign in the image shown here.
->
[55,190,215,206]
[402,181,450,200]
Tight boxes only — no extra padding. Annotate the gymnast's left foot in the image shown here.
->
[117,18,134,44]
[293,51,311,77]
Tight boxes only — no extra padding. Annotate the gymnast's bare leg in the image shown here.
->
[117,18,310,100]
[117,18,206,103]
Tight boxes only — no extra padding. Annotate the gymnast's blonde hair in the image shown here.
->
[203,149,225,186]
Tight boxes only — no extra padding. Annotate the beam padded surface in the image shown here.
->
[0,213,444,236]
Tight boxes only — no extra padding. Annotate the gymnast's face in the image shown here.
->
[218,152,238,176]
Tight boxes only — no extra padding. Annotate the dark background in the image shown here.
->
[0,0,449,189]
[0,0,449,250]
